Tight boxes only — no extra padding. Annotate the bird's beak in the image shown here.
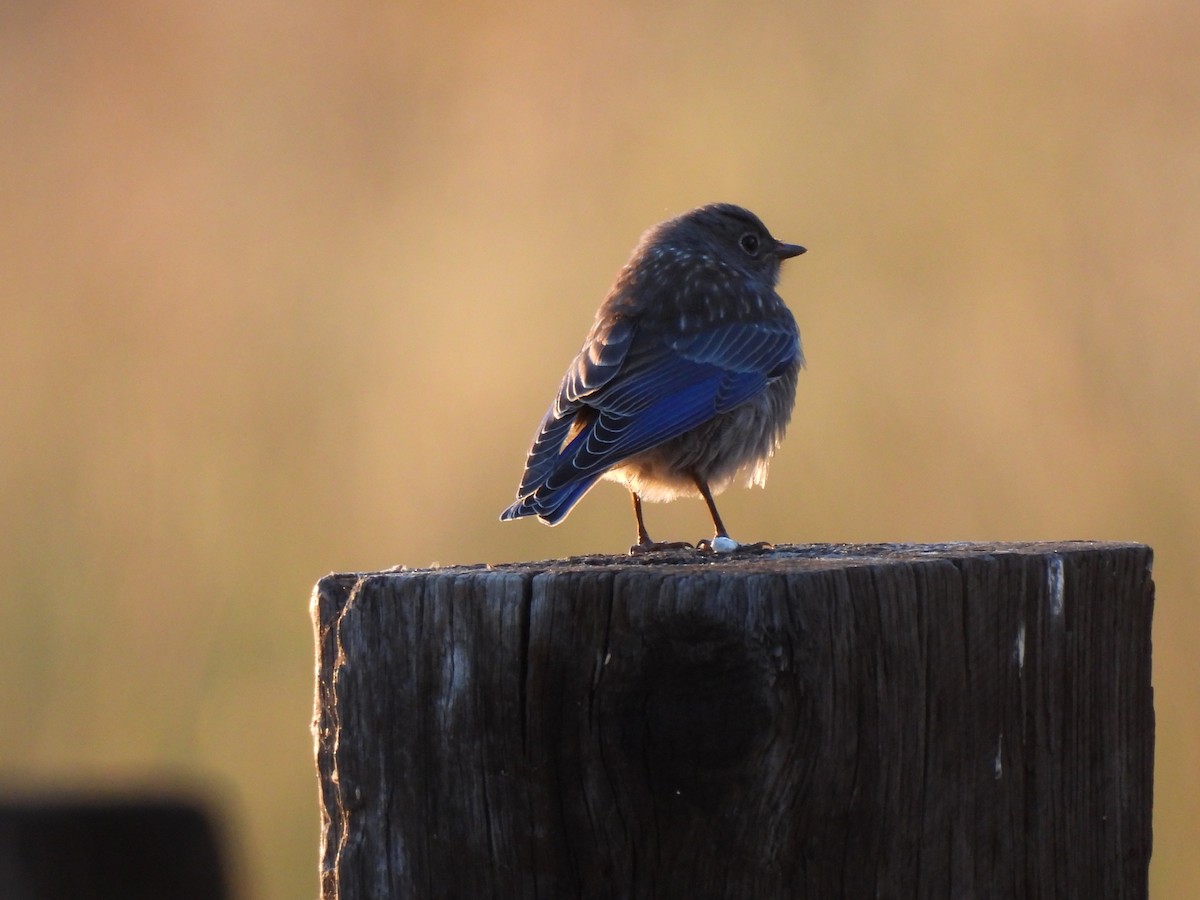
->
[775,241,807,259]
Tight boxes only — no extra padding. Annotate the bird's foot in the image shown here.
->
[696,537,775,555]
[629,540,695,556]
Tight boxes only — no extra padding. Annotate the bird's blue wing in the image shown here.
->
[502,310,799,525]
[553,317,799,480]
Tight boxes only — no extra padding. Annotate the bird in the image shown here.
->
[500,203,806,554]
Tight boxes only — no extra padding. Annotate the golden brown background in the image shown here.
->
[2,3,1196,897]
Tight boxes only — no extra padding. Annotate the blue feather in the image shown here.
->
[506,318,798,523]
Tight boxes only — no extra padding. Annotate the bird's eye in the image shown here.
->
[739,233,760,256]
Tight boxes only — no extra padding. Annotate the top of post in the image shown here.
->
[324,540,1151,582]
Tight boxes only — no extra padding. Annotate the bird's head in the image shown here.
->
[663,203,805,286]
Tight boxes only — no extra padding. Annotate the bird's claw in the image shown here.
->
[629,540,695,556]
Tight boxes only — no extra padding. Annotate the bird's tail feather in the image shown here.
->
[499,474,601,526]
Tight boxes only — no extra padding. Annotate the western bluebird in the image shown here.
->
[500,203,806,554]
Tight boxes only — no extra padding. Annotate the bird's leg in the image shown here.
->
[694,476,730,539]
[628,492,693,555]
[692,475,773,554]
[633,491,653,546]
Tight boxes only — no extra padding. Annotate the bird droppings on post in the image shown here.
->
[1015,620,1026,671]
[499,203,806,554]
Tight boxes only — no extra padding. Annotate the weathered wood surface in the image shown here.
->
[312,542,1154,900]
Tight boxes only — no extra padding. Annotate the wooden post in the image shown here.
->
[312,542,1154,899]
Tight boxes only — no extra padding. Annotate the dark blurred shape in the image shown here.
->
[0,796,229,900]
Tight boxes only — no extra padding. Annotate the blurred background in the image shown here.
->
[1,1,1195,897]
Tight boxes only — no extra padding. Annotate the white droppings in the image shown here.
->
[1015,620,1025,671]
[711,536,740,553]
[993,732,1004,779]
[1048,555,1065,617]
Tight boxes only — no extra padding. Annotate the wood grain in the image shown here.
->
[312,542,1154,899]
